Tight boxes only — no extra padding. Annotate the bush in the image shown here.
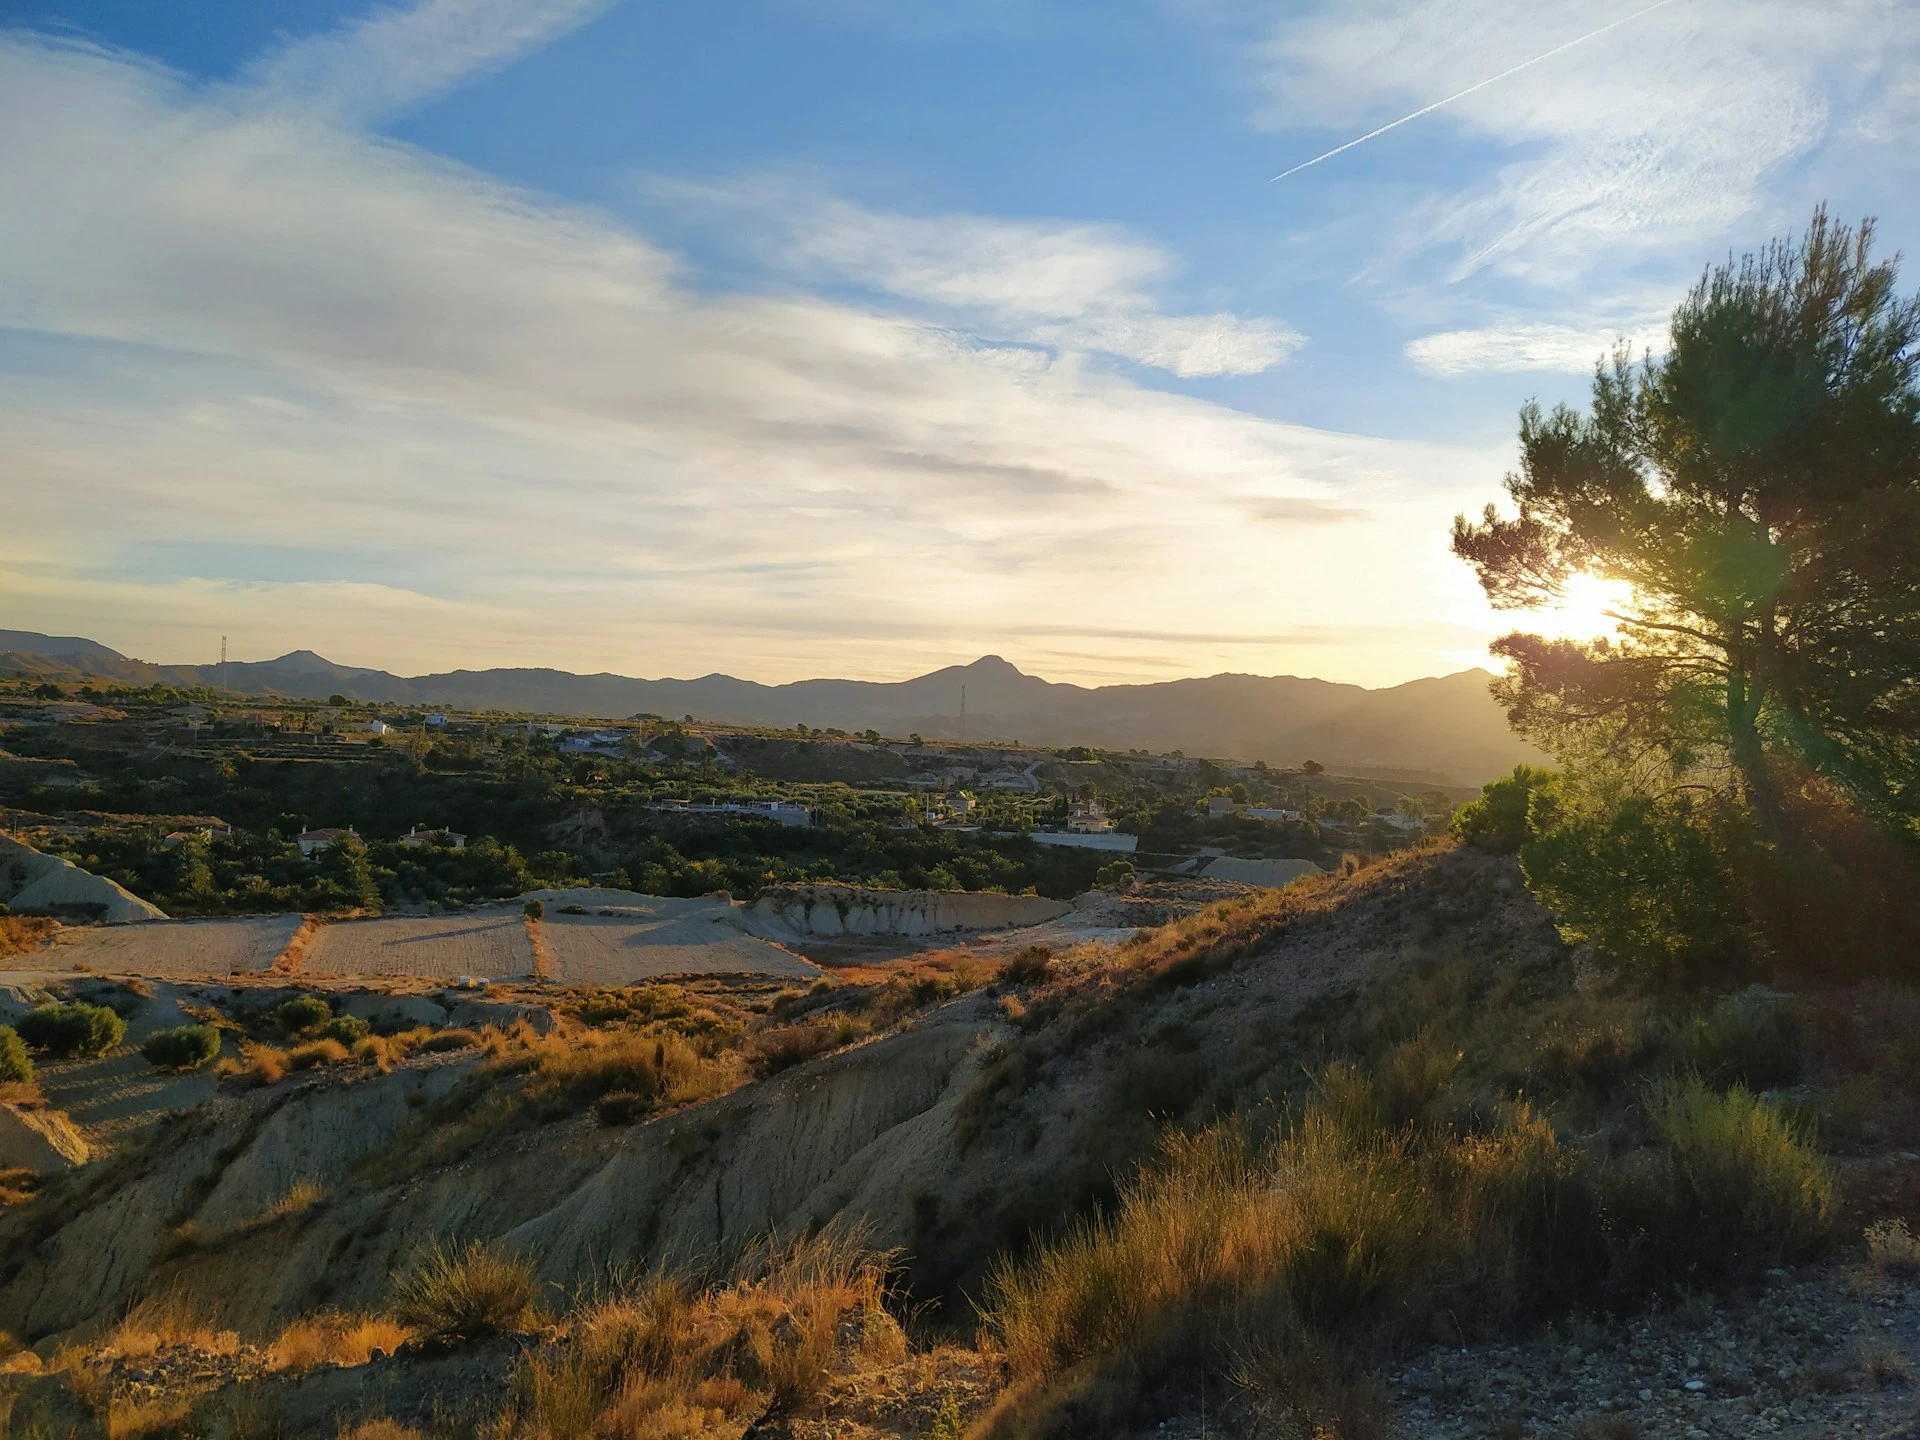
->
[1685,986,1801,1088]
[289,1038,351,1070]
[523,900,545,920]
[321,1014,371,1046]
[391,1238,538,1342]
[0,1026,32,1083]
[273,994,334,1038]
[1453,765,1556,852]
[1643,1076,1832,1262]
[1521,794,1748,981]
[16,1001,126,1058]
[141,1024,221,1072]
[998,945,1054,987]
[419,1028,480,1053]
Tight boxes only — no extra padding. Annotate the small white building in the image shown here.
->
[1206,795,1237,817]
[400,825,468,850]
[297,825,359,858]
[1243,807,1303,823]
[1065,800,1114,834]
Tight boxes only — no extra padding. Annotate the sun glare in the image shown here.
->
[1534,572,1633,642]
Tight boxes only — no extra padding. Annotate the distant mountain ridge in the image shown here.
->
[0,631,1541,784]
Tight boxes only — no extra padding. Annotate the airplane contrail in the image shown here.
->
[1268,0,1684,183]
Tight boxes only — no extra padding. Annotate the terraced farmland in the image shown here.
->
[46,916,302,975]
[301,913,536,980]
[541,912,817,983]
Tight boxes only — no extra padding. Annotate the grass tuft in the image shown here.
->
[390,1238,539,1343]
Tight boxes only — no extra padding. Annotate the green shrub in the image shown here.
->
[0,1026,32,1083]
[1521,794,1748,981]
[1644,1075,1832,1262]
[321,1014,371,1046]
[523,900,545,920]
[1685,986,1801,1088]
[273,994,334,1038]
[141,1024,221,1072]
[998,945,1054,987]
[1529,1005,1663,1103]
[1453,765,1556,852]
[391,1238,538,1342]
[16,1002,126,1058]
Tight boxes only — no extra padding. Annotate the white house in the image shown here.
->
[297,825,359,857]
[1065,799,1114,834]
[400,825,468,850]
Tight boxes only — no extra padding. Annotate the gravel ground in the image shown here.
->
[300,913,535,980]
[1384,1263,1920,1439]
[46,916,302,975]
[541,911,818,983]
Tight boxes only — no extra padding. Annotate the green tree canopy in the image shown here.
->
[1453,209,1920,837]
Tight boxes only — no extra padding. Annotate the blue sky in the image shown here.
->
[5,0,1917,685]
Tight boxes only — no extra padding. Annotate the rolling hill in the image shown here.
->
[0,632,1541,784]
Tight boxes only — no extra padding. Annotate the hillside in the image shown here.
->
[2,847,1914,1439]
[0,633,1544,784]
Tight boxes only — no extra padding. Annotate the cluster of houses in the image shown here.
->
[292,823,468,858]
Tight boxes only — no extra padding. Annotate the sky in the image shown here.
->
[4,0,1917,688]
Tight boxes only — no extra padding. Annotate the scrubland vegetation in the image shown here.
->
[3,209,1919,1438]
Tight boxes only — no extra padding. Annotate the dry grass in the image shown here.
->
[390,1238,539,1343]
[1865,1217,1920,1278]
[495,1226,901,1440]
[335,1423,423,1440]
[517,1025,734,1118]
[0,913,57,958]
[269,1311,411,1372]
[217,1040,290,1088]
[0,1166,40,1207]
[980,1047,1834,1435]
[107,1392,196,1438]
[288,1037,352,1070]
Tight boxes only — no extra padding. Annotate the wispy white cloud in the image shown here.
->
[239,0,614,122]
[1405,318,1668,377]
[0,33,1495,687]
[658,181,1302,377]
[1264,1,1920,282]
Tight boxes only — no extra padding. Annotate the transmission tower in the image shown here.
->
[219,635,228,694]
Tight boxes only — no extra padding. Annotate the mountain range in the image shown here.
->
[0,630,1540,785]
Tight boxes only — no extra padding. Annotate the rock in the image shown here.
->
[0,1102,89,1172]
[340,993,449,1030]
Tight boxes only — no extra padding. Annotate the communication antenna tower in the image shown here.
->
[219,635,228,694]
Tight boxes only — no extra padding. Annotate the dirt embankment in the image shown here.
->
[0,834,165,923]
[0,849,1550,1349]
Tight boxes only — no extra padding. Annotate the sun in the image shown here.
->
[1533,572,1633,642]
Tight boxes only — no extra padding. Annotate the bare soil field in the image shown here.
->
[299,913,535,980]
[540,910,818,983]
[43,915,302,975]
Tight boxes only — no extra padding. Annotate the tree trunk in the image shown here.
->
[1726,665,1784,830]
